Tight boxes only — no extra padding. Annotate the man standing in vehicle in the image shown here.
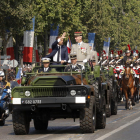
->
[70,32,90,65]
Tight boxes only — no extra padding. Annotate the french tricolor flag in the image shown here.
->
[67,37,72,54]
[103,37,111,58]
[6,35,15,60]
[23,17,35,63]
[49,25,59,53]
[35,36,39,62]
[16,68,22,85]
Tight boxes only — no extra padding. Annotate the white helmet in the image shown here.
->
[0,71,5,77]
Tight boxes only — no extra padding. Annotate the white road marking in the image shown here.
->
[95,116,140,140]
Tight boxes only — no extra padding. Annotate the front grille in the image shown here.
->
[31,87,68,97]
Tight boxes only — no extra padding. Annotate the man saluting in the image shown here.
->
[43,32,69,64]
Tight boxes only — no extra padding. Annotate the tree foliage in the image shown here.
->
[0,0,140,53]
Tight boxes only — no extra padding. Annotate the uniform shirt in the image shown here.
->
[64,63,83,72]
[38,67,51,73]
[123,56,133,65]
[101,59,108,66]
[115,58,123,66]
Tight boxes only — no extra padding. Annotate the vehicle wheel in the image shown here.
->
[80,96,96,133]
[96,96,106,129]
[93,79,102,111]
[109,79,117,115]
[34,118,48,130]
[106,90,111,117]
[12,111,30,135]
[0,119,5,126]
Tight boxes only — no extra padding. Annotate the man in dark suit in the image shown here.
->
[43,32,69,64]
[38,58,51,73]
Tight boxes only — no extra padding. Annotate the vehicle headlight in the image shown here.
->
[70,90,76,96]
[25,91,31,97]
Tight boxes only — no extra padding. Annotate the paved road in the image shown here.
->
[1,102,140,140]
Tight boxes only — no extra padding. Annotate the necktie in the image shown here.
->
[57,46,60,62]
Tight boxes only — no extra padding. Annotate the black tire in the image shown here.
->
[93,79,102,111]
[80,96,96,133]
[34,118,48,130]
[109,79,117,115]
[96,96,106,129]
[12,111,30,135]
[0,119,5,126]
[106,90,111,117]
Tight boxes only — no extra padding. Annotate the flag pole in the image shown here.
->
[68,36,72,48]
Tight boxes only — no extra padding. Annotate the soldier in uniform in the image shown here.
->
[64,54,84,72]
[109,50,115,68]
[90,56,96,71]
[0,71,11,116]
[38,58,51,73]
[133,51,140,86]
[70,32,90,65]
[100,51,108,68]
[89,44,98,64]
[123,48,133,66]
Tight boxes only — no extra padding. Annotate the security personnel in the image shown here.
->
[109,51,115,68]
[115,53,123,67]
[70,32,90,65]
[123,49,133,65]
[64,54,83,72]
[0,71,11,113]
[100,53,108,67]
[133,51,140,86]
[38,58,51,73]
[89,45,98,64]
[90,56,96,71]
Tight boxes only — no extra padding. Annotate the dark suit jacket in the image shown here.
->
[38,67,51,73]
[45,41,69,61]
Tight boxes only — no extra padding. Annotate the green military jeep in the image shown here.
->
[11,63,107,135]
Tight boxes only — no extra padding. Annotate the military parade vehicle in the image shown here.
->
[11,63,108,135]
[100,65,118,117]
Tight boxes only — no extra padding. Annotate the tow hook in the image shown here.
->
[62,104,67,110]
[31,105,36,111]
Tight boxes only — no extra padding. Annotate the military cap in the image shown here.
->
[74,32,82,36]
[70,54,77,59]
[41,58,51,62]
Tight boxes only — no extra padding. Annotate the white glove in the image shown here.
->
[130,64,133,67]
[83,59,87,63]
[68,59,71,63]
[7,89,11,94]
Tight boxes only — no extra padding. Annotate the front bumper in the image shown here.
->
[12,97,87,110]
[12,97,86,105]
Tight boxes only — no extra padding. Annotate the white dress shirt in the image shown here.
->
[44,67,49,72]
[53,38,61,62]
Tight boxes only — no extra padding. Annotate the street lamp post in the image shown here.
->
[19,43,24,68]
[38,44,42,66]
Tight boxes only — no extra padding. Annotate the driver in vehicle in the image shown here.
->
[38,58,51,73]
[64,54,84,72]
